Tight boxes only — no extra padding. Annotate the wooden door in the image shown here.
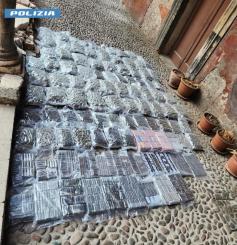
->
[169,0,231,72]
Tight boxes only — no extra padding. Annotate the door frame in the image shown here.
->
[156,0,237,80]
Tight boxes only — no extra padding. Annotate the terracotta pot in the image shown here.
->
[197,112,219,135]
[177,78,200,99]
[225,154,237,178]
[211,130,235,154]
[168,69,184,89]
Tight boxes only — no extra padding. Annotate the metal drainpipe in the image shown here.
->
[0,0,22,74]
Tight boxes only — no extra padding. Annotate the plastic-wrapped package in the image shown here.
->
[40,47,58,61]
[77,65,94,80]
[96,152,118,177]
[167,153,193,176]
[114,151,134,175]
[155,152,178,174]
[102,178,127,211]
[56,128,75,148]
[27,68,49,87]
[20,107,43,126]
[127,151,150,176]
[103,71,120,83]
[82,178,110,215]
[178,118,192,133]
[168,174,194,203]
[90,59,105,71]
[79,153,92,178]
[34,180,62,224]
[61,110,78,125]
[169,119,182,134]
[97,49,110,61]
[183,153,207,177]
[119,176,147,210]
[57,47,73,60]
[109,113,123,127]
[141,152,165,175]
[70,40,86,54]
[69,75,86,89]
[158,118,173,132]
[124,114,138,129]
[37,30,56,48]
[139,99,154,116]
[155,92,166,103]
[105,95,126,114]
[94,113,111,128]
[26,85,46,106]
[78,110,94,124]
[156,131,174,152]
[36,127,56,148]
[95,70,105,80]
[116,63,130,76]
[133,115,150,129]
[44,58,60,72]
[117,82,130,98]
[163,104,178,120]
[9,187,35,223]
[11,153,35,187]
[57,150,78,179]
[46,87,67,106]
[73,128,92,149]
[152,102,165,118]
[100,80,117,96]
[48,73,71,88]
[122,98,140,114]
[26,55,45,72]
[67,89,88,110]
[43,106,62,123]
[129,84,142,98]
[87,91,108,112]
[15,127,35,150]
[123,130,137,150]
[142,87,154,102]
[92,128,109,149]
[106,127,124,149]
[185,133,203,151]
[85,79,102,93]
[140,178,165,207]
[154,174,181,205]
[166,132,183,152]
[59,60,78,75]
[146,117,160,131]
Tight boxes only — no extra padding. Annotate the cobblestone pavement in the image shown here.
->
[5,0,237,244]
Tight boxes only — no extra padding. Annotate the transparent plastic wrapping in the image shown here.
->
[167,153,193,176]
[27,68,49,87]
[46,87,67,106]
[139,99,154,116]
[158,117,173,132]
[168,174,194,203]
[156,131,174,152]
[179,118,192,133]
[155,152,179,175]
[26,85,46,106]
[11,153,36,187]
[183,153,207,177]
[72,53,88,66]
[92,127,109,149]
[48,73,71,88]
[77,65,94,80]
[26,56,45,72]
[94,113,111,129]
[124,114,138,129]
[154,174,181,205]
[68,89,88,110]
[9,187,35,223]
[122,98,140,114]
[73,128,92,149]
[169,120,182,134]
[105,95,125,114]
[43,106,62,124]
[15,127,35,151]
[78,110,94,124]
[141,152,164,175]
[106,127,124,149]
[123,130,137,150]
[166,132,184,152]
[87,91,108,112]
[36,127,56,148]
[100,80,117,96]
[140,177,165,207]
[56,128,75,149]
[146,117,160,131]
[61,109,78,125]
[185,133,203,151]
[20,107,43,126]
[133,115,150,129]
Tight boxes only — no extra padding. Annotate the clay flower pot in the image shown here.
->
[197,112,220,135]
[168,69,184,89]
[177,78,200,100]
[225,154,237,178]
[211,130,236,154]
